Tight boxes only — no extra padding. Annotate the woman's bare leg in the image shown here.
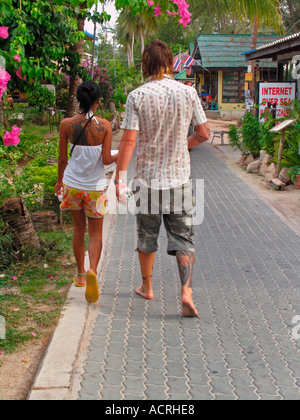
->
[70,209,87,286]
[87,217,104,274]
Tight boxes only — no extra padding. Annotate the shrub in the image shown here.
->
[240,112,262,158]
[27,84,55,112]
[228,124,244,153]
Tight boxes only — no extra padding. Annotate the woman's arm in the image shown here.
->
[102,121,119,165]
[55,120,69,195]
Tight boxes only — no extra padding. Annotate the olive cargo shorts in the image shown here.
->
[134,180,195,256]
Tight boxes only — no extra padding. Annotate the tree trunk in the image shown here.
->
[0,102,10,129]
[0,102,4,128]
[250,18,260,101]
[140,30,145,54]
[286,0,296,29]
[131,32,135,65]
[65,4,86,118]
[108,100,120,131]
[0,197,40,250]
[127,45,132,67]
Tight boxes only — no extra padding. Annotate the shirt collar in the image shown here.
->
[146,74,174,83]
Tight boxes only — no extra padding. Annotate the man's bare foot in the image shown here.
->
[182,294,198,317]
[135,286,154,300]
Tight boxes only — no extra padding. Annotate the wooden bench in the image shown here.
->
[211,130,228,145]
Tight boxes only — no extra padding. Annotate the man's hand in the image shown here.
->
[115,181,128,200]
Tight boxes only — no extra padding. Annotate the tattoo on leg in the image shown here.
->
[142,273,153,284]
[176,251,195,288]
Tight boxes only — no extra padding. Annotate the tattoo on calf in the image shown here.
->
[176,251,195,288]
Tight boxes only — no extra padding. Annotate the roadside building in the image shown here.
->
[189,34,280,119]
[243,32,300,118]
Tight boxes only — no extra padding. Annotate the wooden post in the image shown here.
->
[276,129,286,178]
[269,119,296,178]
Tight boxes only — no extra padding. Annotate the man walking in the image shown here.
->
[115,40,210,317]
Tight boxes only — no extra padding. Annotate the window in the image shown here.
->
[222,71,246,103]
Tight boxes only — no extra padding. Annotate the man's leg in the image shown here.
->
[176,250,198,318]
[136,250,155,300]
[135,213,161,300]
[163,180,198,318]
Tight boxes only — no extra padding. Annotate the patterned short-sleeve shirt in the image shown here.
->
[121,76,207,189]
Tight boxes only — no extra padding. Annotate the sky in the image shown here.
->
[84,1,119,40]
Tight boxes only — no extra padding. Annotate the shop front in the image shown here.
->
[191,34,279,119]
[244,32,300,106]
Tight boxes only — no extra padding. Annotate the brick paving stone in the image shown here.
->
[78,144,300,401]
[123,376,145,396]
[145,385,168,400]
[99,386,123,400]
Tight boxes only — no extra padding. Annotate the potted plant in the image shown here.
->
[289,166,300,189]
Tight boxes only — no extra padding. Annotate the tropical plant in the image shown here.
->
[288,165,300,182]
[0,1,111,119]
[27,84,55,112]
[116,6,158,66]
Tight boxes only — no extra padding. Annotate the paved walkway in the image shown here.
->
[76,144,300,400]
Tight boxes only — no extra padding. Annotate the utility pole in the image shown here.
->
[91,2,98,80]
[113,37,117,81]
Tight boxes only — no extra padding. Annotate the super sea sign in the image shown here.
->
[259,82,296,120]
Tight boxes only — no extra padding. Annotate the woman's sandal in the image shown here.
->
[73,272,86,288]
[85,270,99,303]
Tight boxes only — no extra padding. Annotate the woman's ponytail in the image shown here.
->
[77,81,102,114]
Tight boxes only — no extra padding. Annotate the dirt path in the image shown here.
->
[206,118,300,236]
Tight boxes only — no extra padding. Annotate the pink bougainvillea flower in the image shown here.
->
[0,26,9,39]
[14,55,21,62]
[16,66,26,80]
[11,276,17,281]
[3,125,21,147]
[154,3,162,16]
[11,125,21,146]
[147,0,154,6]
[0,67,11,101]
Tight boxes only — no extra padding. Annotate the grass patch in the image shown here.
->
[0,225,76,355]
[21,122,55,138]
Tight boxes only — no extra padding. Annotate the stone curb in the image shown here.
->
[28,182,118,400]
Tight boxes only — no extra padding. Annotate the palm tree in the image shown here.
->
[65,1,87,118]
[116,6,158,67]
[191,0,283,97]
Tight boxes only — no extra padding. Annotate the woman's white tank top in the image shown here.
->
[63,144,107,191]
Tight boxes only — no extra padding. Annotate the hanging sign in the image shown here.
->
[245,73,253,82]
[258,82,296,121]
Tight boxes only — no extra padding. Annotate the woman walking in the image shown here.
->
[55,81,118,303]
